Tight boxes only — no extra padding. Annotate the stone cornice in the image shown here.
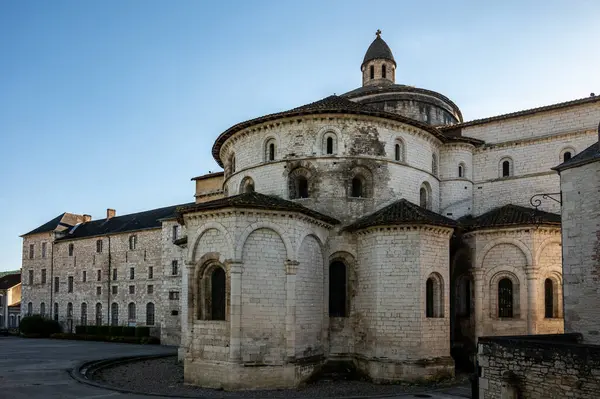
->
[353,224,454,237]
[182,208,335,229]
[475,128,596,152]
[462,225,561,239]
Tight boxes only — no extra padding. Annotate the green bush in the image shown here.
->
[109,326,123,336]
[98,325,110,336]
[135,326,150,337]
[19,315,62,337]
[75,326,86,335]
[85,325,98,335]
[122,326,136,337]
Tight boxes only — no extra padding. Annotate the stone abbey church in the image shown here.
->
[21,32,600,389]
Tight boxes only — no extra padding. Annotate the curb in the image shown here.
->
[70,355,470,399]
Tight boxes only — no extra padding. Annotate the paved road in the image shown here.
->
[0,337,470,399]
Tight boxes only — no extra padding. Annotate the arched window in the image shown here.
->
[95,303,102,326]
[289,167,313,199]
[211,268,226,321]
[322,131,338,155]
[370,65,374,79]
[128,302,136,324]
[67,302,73,318]
[40,302,46,318]
[432,154,438,176]
[230,154,236,173]
[351,177,364,198]
[239,176,255,194]
[458,163,466,178]
[68,243,74,256]
[395,144,401,161]
[499,157,513,178]
[111,303,118,326]
[382,64,387,79]
[81,303,87,326]
[265,138,276,161]
[560,147,575,163]
[498,278,513,318]
[545,279,554,318]
[146,303,155,325]
[419,182,432,210]
[426,273,444,318]
[53,302,59,321]
[27,302,32,316]
[329,261,347,317]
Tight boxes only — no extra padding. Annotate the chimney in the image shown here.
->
[83,214,92,223]
[107,209,116,219]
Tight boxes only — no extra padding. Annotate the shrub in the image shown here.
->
[75,326,86,335]
[85,325,98,335]
[109,326,124,336]
[135,327,150,338]
[122,326,136,337]
[20,315,62,337]
[98,325,110,336]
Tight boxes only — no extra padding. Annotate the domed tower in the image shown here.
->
[362,29,396,87]
[346,31,463,126]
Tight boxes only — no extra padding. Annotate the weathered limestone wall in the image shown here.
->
[219,116,443,222]
[461,100,600,144]
[472,130,597,216]
[20,232,54,318]
[465,228,563,342]
[354,226,454,382]
[560,160,600,343]
[439,143,474,218]
[478,334,600,399]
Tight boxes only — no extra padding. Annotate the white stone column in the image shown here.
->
[228,260,243,362]
[526,268,539,335]
[285,260,298,361]
[472,268,485,342]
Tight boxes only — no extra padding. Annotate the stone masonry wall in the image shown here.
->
[478,334,600,399]
[561,160,600,344]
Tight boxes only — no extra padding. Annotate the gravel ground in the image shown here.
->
[92,356,470,398]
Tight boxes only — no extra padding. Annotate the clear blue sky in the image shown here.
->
[1,1,599,271]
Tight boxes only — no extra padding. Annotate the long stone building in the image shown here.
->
[20,32,600,389]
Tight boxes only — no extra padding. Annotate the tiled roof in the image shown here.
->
[440,95,600,130]
[176,192,340,225]
[56,203,193,241]
[0,273,21,289]
[553,141,600,171]
[344,199,457,232]
[363,35,395,65]
[212,95,479,167]
[21,213,75,237]
[460,204,561,230]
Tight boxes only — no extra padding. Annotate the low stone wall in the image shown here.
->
[478,333,600,399]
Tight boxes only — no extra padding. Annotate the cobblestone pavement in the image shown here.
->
[0,336,470,399]
[93,356,471,398]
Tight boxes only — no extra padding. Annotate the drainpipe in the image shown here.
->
[107,235,111,326]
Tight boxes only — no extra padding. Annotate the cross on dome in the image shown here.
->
[376,29,382,37]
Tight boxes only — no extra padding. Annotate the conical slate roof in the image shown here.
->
[344,198,457,232]
[362,34,395,66]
